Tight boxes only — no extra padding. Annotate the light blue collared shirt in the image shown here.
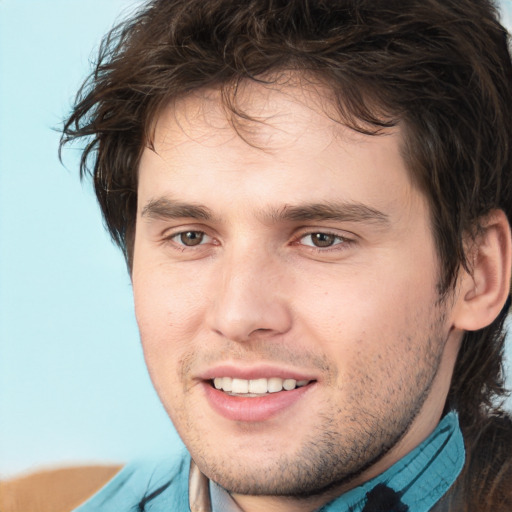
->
[75,412,465,511]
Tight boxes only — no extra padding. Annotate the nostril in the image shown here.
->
[249,327,273,336]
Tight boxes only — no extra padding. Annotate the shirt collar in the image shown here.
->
[189,412,465,512]
[319,411,465,512]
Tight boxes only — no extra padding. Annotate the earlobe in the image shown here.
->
[453,209,512,332]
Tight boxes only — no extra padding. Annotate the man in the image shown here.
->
[61,0,512,510]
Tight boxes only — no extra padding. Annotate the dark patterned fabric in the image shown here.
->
[361,484,409,512]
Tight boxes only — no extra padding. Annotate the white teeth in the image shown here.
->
[249,378,268,394]
[231,378,249,394]
[222,377,233,392]
[283,379,296,391]
[267,377,283,393]
[212,377,311,394]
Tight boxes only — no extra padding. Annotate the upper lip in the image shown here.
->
[197,363,317,382]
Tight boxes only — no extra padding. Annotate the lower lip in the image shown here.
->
[203,382,314,422]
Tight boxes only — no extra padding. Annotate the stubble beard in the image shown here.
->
[174,311,450,500]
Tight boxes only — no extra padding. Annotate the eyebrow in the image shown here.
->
[141,198,213,221]
[141,197,389,226]
[271,203,390,225]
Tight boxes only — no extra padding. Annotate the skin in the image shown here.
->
[132,79,465,512]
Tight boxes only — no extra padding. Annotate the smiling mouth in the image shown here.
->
[211,377,312,396]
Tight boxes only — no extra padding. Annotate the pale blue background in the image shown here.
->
[0,0,511,478]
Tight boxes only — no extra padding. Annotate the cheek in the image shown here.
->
[132,265,206,397]
[292,261,440,365]
[133,261,206,337]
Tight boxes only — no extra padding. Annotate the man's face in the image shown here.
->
[133,79,462,500]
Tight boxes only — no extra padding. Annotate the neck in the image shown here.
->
[227,411,464,512]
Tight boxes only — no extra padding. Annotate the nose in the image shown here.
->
[206,245,293,342]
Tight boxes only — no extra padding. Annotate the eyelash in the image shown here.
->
[164,229,354,252]
[167,230,215,249]
[295,231,352,250]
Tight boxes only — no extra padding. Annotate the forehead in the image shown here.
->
[139,77,417,219]
[152,76,343,150]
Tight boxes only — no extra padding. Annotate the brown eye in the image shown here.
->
[179,231,204,246]
[310,233,337,247]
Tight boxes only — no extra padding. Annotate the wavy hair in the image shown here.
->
[61,0,512,431]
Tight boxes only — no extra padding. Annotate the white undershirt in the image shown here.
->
[210,480,244,512]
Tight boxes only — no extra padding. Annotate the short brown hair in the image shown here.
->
[62,0,512,429]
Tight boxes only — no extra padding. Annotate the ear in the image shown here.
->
[453,209,511,331]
